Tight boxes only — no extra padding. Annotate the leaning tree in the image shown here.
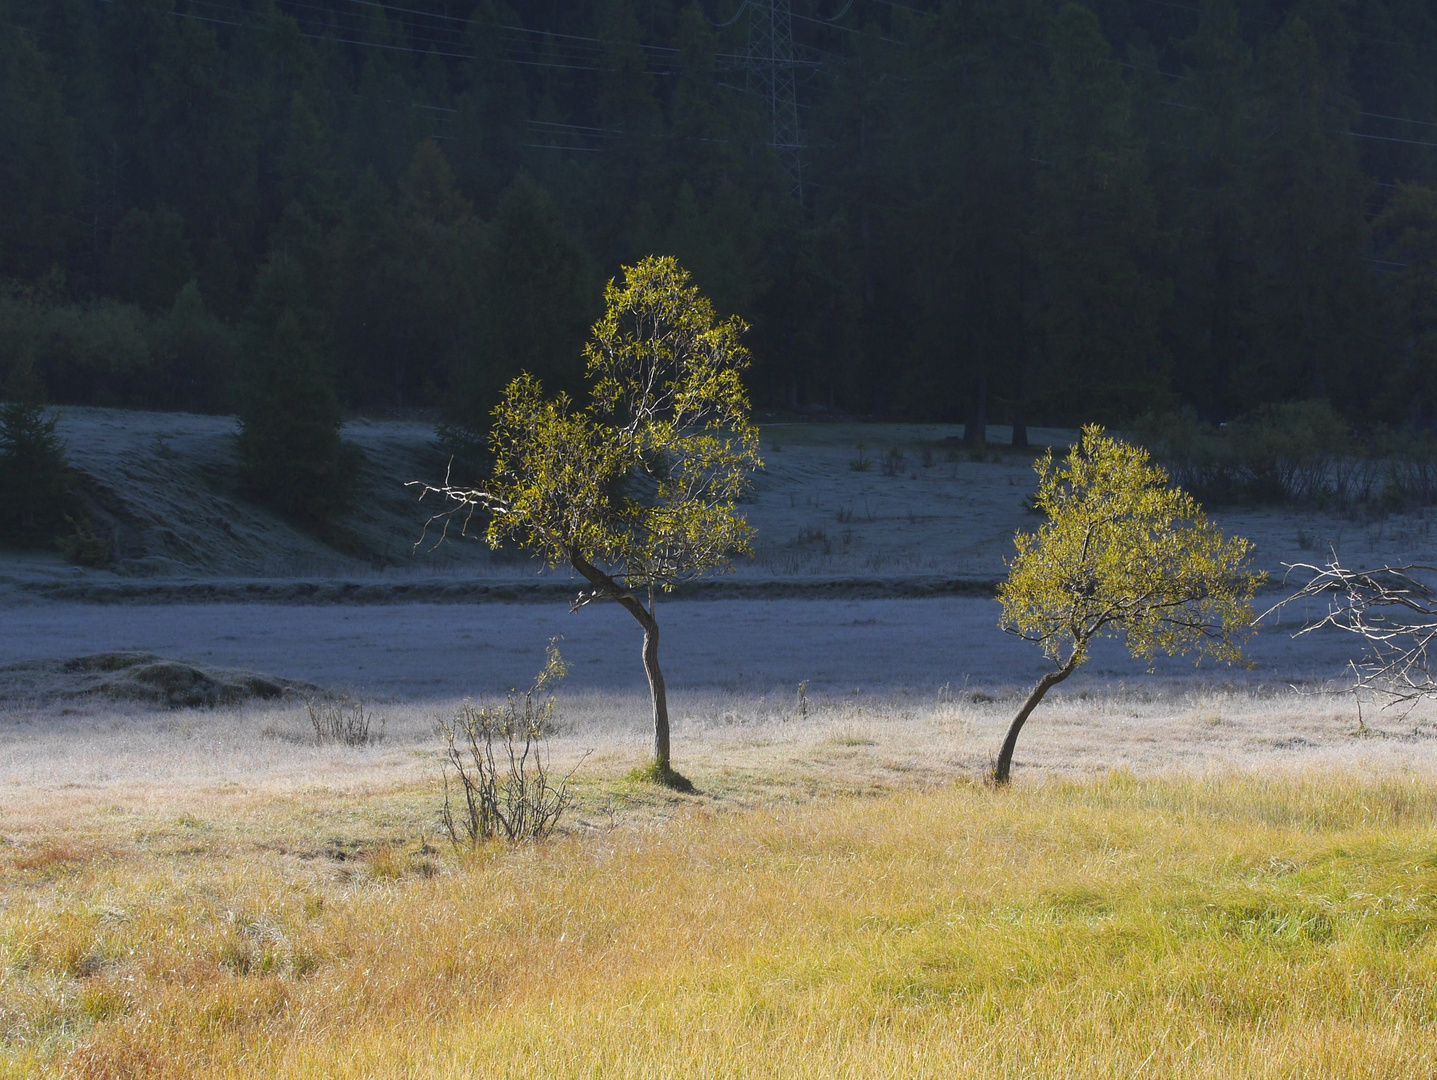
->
[994,426,1262,784]
[415,256,761,784]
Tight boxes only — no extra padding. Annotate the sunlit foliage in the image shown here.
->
[420,255,761,776]
[994,426,1261,781]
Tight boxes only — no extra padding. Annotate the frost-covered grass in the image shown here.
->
[14,408,1437,591]
[6,688,1437,1076]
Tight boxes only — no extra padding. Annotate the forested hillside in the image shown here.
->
[2,0,1436,434]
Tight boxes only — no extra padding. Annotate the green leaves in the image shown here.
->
[478,256,762,592]
[999,426,1262,671]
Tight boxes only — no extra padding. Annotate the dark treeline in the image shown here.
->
[2,0,1437,437]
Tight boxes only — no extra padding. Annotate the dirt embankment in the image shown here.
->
[42,408,498,579]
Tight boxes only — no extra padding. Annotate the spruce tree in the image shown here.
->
[238,253,356,525]
[1029,3,1170,422]
[0,363,70,547]
[442,174,592,465]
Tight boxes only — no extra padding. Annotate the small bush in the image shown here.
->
[0,280,236,412]
[1229,401,1352,503]
[307,698,384,746]
[880,446,907,476]
[439,642,584,844]
[57,512,110,567]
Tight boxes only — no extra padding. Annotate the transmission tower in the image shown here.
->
[746,0,804,199]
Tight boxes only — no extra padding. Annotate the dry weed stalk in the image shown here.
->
[439,643,587,844]
[307,698,383,746]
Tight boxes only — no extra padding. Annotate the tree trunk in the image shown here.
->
[993,657,1078,785]
[641,617,670,771]
[1011,413,1028,449]
[568,552,670,772]
[964,371,988,447]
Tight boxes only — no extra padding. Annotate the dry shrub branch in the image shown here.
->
[307,698,383,746]
[1271,558,1437,710]
[439,642,587,843]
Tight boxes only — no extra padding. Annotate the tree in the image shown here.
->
[1242,14,1374,406]
[994,427,1260,784]
[238,250,356,525]
[0,25,80,283]
[333,143,482,409]
[146,279,238,413]
[1029,5,1171,423]
[1169,0,1260,419]
[441,174,593,463]
[109,207,195,314]
[1374,185,1437,426]
[0,362,70,547]
[417,256,761,782]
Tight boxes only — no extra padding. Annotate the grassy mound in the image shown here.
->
[0,651,314,707]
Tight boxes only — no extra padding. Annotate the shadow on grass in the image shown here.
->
[626,762,697,793]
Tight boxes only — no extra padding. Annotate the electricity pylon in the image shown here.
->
[746,0,803,199]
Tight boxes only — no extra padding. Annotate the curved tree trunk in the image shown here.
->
[569,553,670,772]
[993,657,1079,785]
[641,618,670,771]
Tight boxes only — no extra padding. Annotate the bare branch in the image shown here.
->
[1265,557,1437,706]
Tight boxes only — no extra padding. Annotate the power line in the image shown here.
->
[216,0,471,53]
[1348,130,1437,150]
[285,0,473,28]
[1360,111,1437,130]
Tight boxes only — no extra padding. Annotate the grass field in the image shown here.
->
[5,689,1437,1078]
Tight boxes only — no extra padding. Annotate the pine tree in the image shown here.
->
[1029,3,1171,422]
[238,253,356,525]
[1242,14,1376,407]
[443,174,593,460]
[0,24,80,283]
[0,363,70,547]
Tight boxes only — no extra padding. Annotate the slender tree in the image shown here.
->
[416,256,761,783]
[994,427,1260,784]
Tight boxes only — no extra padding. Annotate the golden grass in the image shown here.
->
[5,768,1437,1078]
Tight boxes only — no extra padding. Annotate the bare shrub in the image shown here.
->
[1128,404,1437,511]
[439,643,587,844]
[880,446,907,476]
[307,698,384,746]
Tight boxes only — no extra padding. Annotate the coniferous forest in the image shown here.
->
[2,0,1437,436]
